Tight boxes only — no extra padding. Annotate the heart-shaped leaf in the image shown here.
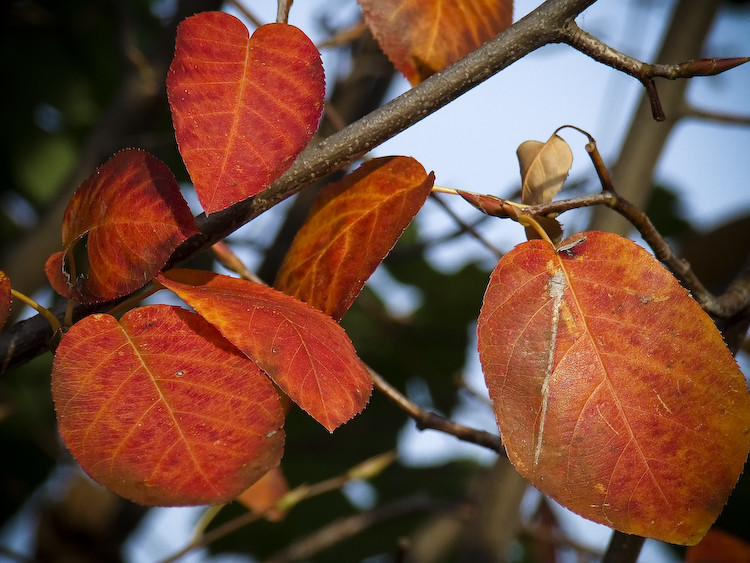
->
[44,149,199,303]
[477,231,750,545]
[167,13,325,214]
[275,156,434,320]
[158,270,372,432]
[359,0,513,85]
[0,271,10,330]
[52,305,285,506]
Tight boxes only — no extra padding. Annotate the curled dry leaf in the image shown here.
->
[359,0,513,85]
[517,134,572,242]
[52,305,285,506]
[477,231,750,545]
[167,13,325,214]
[158,270,373,432]
[44,149,199,304]
[518,135,573,205]
[0,271,10,330]
[275,156,434,320]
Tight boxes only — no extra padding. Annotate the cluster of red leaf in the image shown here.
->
[43,11,440,507]
[13,1,748,550]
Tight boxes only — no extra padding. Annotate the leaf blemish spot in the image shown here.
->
[536,269,567,466]
[557,236,587,257]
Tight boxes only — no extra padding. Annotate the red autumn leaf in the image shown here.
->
[51,305,285,506]
[359,0,513,85]
[158,270,372,432]
[275,156,434,320]
[167,13,325,214]
[0,271,10,330]
[477,231,750,545]
[44,149,199,304]
[686,529,750,563]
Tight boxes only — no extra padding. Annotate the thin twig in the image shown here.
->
[580,142,728,315]
[263,496,452,563]
[682,104,750,127]
[316,21,369,49]
[429,193,504,258]
[158,508,263,563]
[159,452,396,563]
[225,0,265,28]
[368,369,505,455]
[521,521,603,561]
[558,22,749,121]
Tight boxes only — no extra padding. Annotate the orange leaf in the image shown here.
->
[0,271,10,330]
[167,13,325,214]
[359,0,513,85]
[477,231,750,545]
[686,529,750,563]
[158,270,372,432]
[44,149,199,303]
[275,156,434,320]
[51,305,285,506]
[236,467,289,521]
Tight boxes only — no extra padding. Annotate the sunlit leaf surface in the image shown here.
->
[275,156,434,320]
[159,270,372,432]
[167,13,325,213]
[477,231,750,545]
[52,305,285,506]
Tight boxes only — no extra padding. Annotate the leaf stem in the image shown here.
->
[10,289,61,341]
[431,185,461,195]
[107,283,161,317]
[225,0,264,28]
[263,496,451,563]
[517,214,553,245]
